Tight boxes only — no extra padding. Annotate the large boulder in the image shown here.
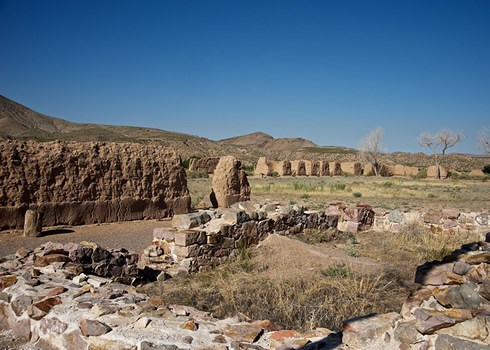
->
[211,156,250,208]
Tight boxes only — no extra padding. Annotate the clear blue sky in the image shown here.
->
[1,0,489,154]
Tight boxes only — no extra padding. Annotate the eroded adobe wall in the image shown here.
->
[0,140,191,229]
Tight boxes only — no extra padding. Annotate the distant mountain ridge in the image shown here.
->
[219,131,317,151]
[0,95,487,170]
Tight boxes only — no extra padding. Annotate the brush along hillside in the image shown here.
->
[1,95,488,169]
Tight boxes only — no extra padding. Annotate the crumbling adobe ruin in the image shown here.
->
[0,140,191,229]
[1,203,490,349]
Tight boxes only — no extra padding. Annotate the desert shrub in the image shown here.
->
[270,171,280,178]
[353,192,362,198]
[321,264,348,278]
[330,182,346,192]
[382,181,393,188]
[186,170,209,178]
[298,228,339,243]
[413,168,427,179]
[300,193,310,199]
[483,165,490,174]
[243,165,255,176]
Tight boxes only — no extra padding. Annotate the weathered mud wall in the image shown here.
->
[0,141,191,229]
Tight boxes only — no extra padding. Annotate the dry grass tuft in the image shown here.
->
[141,248,405,331]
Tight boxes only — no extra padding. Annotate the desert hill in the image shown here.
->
[219,131,317,151]
[0,95,488,170]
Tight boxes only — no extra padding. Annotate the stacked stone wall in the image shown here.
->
[143,203,374,273]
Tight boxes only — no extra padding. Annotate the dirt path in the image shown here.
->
[0,220,171,258]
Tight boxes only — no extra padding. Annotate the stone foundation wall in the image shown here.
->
[143,203,374,273]
[144,204,489,275]
[374,208,489,235]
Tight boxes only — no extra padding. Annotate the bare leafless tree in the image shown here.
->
[419,129,463,179]
[480,127,490,155]
[359,128,383,176]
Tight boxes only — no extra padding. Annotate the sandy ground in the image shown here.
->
[0,220,172,258]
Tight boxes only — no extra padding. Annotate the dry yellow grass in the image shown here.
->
[158,176,489,331]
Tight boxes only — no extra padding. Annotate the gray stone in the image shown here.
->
[435,283,487,309]
[24,210,43,237]
[480,278,490,300]
[0,291,10,303]
[140,341,185,350]
[172,212,211,230]
[437,316,488,341]
[40,317,68,335]
[388,209,404,223]
[394,320,419,344]
[11,295,33,316]
[153,227,176,241]
[414,308,472,334]
[434,334,490,350]
[342,312,400,347]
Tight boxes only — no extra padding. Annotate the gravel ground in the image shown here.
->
[0,219,171,258]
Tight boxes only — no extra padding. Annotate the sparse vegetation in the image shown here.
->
[353,191,362,198]
[186,170,209,178]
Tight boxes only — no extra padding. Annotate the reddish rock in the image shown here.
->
[34,254,69,267]
[28,297,62,320]
[221,324,264,343]
[46,286,67,297]
[464,251,490,265]
[62,329,88,350]
[252,319,282,332]
[79,319,112,336]
[180,319,198,331]
[11,317,31,339]
[0,275,17,290]
[15,247,30,259]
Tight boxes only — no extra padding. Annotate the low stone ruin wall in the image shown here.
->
[143,204,489,275]
[0,140,191,229]
[3,215,490,348]
[142,203,374,273]
[374,208,489,235]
